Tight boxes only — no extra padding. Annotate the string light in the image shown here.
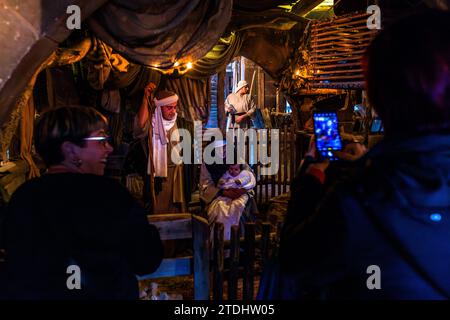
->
[149,59,194,75]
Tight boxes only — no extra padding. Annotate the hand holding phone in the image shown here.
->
[313,112,343,161]
[334,143,368,162]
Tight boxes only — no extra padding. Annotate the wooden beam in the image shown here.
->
[257,67,265,108]
[291,0,324,16]
[228,226,240,300]
[312,74,364,80]
[310,81,365,88]
[193,215,210,300]
[148,214,193,240]
[243,223,256,300]
[217,70,226,133]
[213,223,224,300]
[312,12,371,27]
[137,257,191,279]
[314,68,364,76]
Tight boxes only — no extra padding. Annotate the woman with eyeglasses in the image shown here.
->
[0,106,163,299]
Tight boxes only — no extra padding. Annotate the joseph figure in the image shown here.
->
[133,83,186,214]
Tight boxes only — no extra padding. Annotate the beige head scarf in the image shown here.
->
[149,93,179,177]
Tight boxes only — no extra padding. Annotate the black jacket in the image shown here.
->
[280,134,450,299]
[0,173,163,300]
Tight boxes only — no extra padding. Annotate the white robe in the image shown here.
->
[225,93,257,129]
[207,170,256,240]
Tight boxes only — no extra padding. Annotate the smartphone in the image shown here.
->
[313,112,343,161]
[370,118,384,134]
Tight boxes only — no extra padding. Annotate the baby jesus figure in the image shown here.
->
[207,164,256,240]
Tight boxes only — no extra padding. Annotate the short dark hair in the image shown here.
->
[35,106,108,166]
[365,9,450,136]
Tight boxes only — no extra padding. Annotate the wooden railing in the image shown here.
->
[211,218,283,300]
[310,12,378,89]
[253,114,299,205]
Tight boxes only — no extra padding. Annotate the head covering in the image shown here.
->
[235,80,249,93]
[150,101,178,177]
[154,93,179,108]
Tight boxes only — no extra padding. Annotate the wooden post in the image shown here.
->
[260,223,271,271]
[290,125,296,187]
[277,123,282,197]
[275,88,280,112]
[193,215,210,300]
[243,223,256,300]
[228,225,240,300]
[246,134,250,166]
[257,67,265,109]
[265,155,269,204]
[270,130,275,200]
[283,122,288,194]
[276,221,283,244]
[269,220,284,258]
[240,56,246,82]
[213,223,224,300]
[256,164,262,206]
[217,70,226,133]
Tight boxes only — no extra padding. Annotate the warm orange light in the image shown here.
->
[186,62,193,69]
[174,61,180,67]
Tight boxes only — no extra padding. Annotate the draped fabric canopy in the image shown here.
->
[87,0,232,69]
[187,32,244,80]
[2,0,306,161]
[162,77,210,124]
[85,38,162,94]
[0,37,92,179]
[82,35,235,123]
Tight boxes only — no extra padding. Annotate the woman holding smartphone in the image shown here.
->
[279,10,450,300]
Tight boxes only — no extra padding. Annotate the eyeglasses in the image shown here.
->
[83,136,112,146]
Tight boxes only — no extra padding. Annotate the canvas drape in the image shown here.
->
[187,32,244,80]
[87,0,232,69]
[0,38,91,179]
[162,77,210,124]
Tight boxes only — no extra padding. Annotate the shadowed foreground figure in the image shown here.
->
[278,10,450,299]
[0,106,163,300]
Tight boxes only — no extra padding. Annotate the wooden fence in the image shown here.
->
[211,218,283,300]
[251,114,300,205]
[310,12,378,89]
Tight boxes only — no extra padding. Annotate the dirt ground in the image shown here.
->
[139,275,261,300]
